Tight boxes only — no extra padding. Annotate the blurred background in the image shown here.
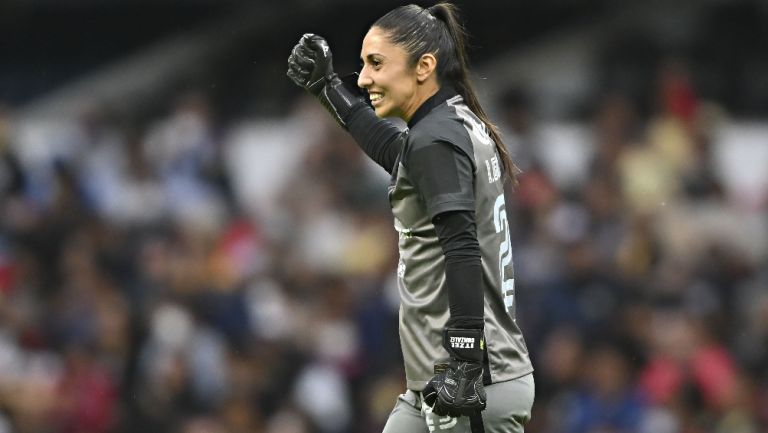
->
[1,0,767,432]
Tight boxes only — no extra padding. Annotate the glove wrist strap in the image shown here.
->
[443,327,485,363]
[317,73,368,129]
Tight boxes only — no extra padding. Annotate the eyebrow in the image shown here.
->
[361,53,385,62]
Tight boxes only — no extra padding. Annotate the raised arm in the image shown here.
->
[287,33,402,173]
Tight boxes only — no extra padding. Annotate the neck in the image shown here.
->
[406,85,459,128]
[402,80,440,123]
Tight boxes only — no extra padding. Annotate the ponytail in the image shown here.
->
[374,3,519,184]
[427,3,519,185]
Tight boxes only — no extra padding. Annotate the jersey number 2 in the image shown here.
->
[493,194,515,314]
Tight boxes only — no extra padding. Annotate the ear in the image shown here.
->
[415,53,437,83]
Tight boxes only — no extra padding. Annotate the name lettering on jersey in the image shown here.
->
[485,156,501,183]
[450,336,476,349]
[447,97,494,147]
[465,116,493,146]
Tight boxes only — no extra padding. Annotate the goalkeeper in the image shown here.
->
[287,3,534,432]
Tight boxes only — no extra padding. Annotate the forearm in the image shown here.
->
[346,104,403,173]
[433,210,484,329]
[425,209,487,416]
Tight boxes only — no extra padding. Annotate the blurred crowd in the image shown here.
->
[1,55,767,433]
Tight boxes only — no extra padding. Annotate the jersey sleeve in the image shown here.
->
[406,138,475,219]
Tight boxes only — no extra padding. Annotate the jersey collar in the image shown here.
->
[407,85,459,129]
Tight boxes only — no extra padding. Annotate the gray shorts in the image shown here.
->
[382,373,535,433]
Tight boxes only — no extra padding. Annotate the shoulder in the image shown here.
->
[408,101,471,154]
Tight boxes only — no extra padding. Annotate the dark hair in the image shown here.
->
[373,2,518,184]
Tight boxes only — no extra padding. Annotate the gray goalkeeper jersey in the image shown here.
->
[389,91,533,391]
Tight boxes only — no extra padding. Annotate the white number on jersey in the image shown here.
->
[493,193,515,313]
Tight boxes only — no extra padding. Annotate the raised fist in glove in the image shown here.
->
[287,33,334,95]
[287,33,368,128]
[422,327,487,417]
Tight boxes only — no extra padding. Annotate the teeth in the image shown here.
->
[369,93,383,102]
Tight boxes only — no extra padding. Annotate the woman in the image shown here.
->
[287,3,534,432]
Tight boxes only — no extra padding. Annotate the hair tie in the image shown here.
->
[426,5,440,20]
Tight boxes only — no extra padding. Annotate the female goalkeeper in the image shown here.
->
[287,3,534,432]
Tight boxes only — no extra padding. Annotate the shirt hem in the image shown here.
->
[407,367,534,392]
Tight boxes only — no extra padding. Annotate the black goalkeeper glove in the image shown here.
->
[422,327,487,417]
[286,33,369,128]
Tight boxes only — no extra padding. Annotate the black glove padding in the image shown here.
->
[422,327,487,417]
[423,359,486,417]
[287,33,368,128]
[287,33,333,95]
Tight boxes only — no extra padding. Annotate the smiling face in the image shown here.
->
[357,26,438,122]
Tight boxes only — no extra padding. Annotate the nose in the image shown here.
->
[357,66,372,89]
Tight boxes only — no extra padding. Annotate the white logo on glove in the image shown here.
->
[423,404,458,431]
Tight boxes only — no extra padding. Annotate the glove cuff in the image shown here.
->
[317,73,369,129]
[443,327,485,363]
[446,316,484,330]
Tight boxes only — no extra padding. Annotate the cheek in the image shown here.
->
[373,66,417,117]
[389,71,416,101]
